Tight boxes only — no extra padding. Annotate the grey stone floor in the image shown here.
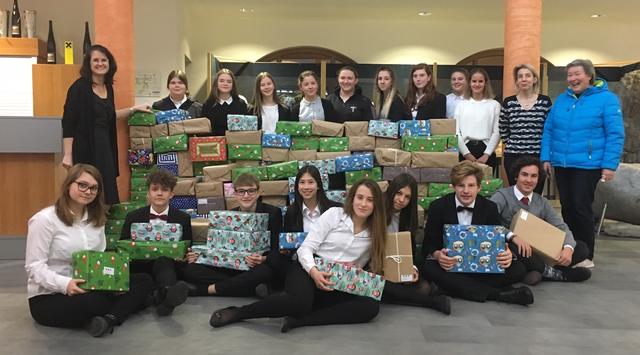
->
[1,237,639,355]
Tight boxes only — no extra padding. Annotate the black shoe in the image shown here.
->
[209,306,240,328]
[156,304,175,317]
[85,315,115,337]
[162,281,189,308]
[497,286,534,306]
[425,295,451,315]
[184,282,200,297]
[281,316,302,333]
[556,266,592,282]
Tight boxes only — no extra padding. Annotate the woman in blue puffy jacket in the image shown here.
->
[540,59,625,268]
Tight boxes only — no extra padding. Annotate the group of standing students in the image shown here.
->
[29,44,623,336]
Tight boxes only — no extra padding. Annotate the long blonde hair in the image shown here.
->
[372,66,398,119]
[250,72,280,118]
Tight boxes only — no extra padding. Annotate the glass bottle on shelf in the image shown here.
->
[82,21,92,58]
[46,20,56,64]
[10,0,21,37]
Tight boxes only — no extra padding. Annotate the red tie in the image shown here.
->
[521,197,529,206]
[149,213,168,221]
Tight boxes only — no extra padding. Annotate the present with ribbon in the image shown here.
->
[383,231,414,283]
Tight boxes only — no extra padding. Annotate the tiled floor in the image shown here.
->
[2,237,639,355]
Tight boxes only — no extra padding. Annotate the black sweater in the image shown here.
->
[412,91,447,120]
[202,95,249,136]
[378,94,410,122]
[326,86,374,123]
[152,96,203,118]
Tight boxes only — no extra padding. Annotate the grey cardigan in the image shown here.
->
[490,186,576,248]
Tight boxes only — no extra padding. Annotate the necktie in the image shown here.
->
[456,206,474,213]
[521,197,530,206]
[149,213,168,221]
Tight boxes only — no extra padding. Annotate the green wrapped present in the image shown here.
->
[276,121,312,136]
[116,240,190,260]
[479,178,503,196]
[130,177,148,192]
[345,167,382,185]
[130,191,148,203]
[291,136,319,151]
[318,137,349,152]
[231,166,268,182]
[266,161,299,180]
[109,202,144,219]
[130,165,158,178]
[128,110,158,126]
[402,136,448,152]
[72,250,130,291]
[228,144,262,160]
[152,134,189,153]
[418,196,439,210]
[105,233,120,251]
[428,183,454,197]
[105,219,125,235]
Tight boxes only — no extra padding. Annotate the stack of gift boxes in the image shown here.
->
[116,222,190,261]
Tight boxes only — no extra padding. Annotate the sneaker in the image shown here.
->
[557,267,592,282]
[573,259,595,269]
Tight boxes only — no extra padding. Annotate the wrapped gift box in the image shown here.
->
[197,196,226,215]
[203,163,236,182]
[208,210,269,232]
[129,149,153,166]
[129,126,151,138]
[510,209,565,266]
[195,247,253,271]
[279,232,308,250]
[156,152,178,165]
[105,219,125,235]
[116,240,189,261]
[382,166,420,182]
[275,121,312,136]
[266,161,299,180]
[398,120,430,137]
[177,151,194,177]
[291,136,319,151]
[226,197,240,210]
[130,222,183,242]
[170,196,198,210]
[375,137,401,149]
[156,109,190,124]
[428,183,454,197]
[262,133,292,149]
[312,120,344,137]
[168,117,211,135]
[195,182,224,198]
[318,137,349,152]
[189,136,227,162]
[152,134,188,153]
[225,130,262,145]
[262,148,289,162]
[130,165,158,177]
[410,152,458,168]
[235,160,260,167]
[418,196,439,210]
[368,120,399,139]
[349,136,375,151]
[374,148,411,167]
[417,183,429,197]
[345,167,382,185]
[150,123,169,138]
[314,257,385,300]
[432,134,457,150]
[191,218,209,244]
[128,110,157,126]
[335,153,374,172]
[316,151,351,160]
[444,224,508,274]
[402,136,447,152]
[130,177,148,192]
[228,144,262,160]
[130,191,148,203]
[479,178,503,197]
[109,202,144,220]
[130,137,153,150]
[346,180,388,193]
[344,121,369,136]
[475,163,493,180]
[288,174,329,193]
[384,232,414,283]
[105,233,119,251]
[326,190,347,204]
[298,159,337,174]
[207,229,270,252]
[157,164,179,176]
[419,167,452,183]
[429,118,456,135]
[223,182,235,198]
[174,178,198,196]
[72,250,129,291]
[231,166,268,182]
[260,181,289,196]
[262,196,287,207]
[227,114,258,131]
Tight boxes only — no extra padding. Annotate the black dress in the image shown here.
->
[92,93,119,204]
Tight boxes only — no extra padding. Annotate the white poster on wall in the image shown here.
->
[0,56,36,116]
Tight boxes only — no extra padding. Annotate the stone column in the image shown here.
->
[94,0,134,200]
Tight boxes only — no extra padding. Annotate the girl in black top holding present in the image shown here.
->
[372,66,409,122]
[327,66,374,122]
[202,68,248,136]
[405,63,446,120]
[152,70,203,118]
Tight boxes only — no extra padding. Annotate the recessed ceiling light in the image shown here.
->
[418,11,432,16]
[590,14,605,18]
[240,8,254,13]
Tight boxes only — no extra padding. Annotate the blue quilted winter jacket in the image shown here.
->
[540,79,624,170]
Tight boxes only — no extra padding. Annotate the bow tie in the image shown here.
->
[149,213,168,221]
[456,206,474,213]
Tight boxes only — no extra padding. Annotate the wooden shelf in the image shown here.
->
[0,37,46,61]
[32,64,81,116]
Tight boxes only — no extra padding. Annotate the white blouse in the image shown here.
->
[298,97,325,122]
[454,98,501,156]
[297,207,371,273]
[25,206,106,298]
[261,104,279,133]
[301,203,322,233]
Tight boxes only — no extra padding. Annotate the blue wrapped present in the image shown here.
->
[444,224,508,274]
[279,232,308,250]
[298,159,336,174]
[367,120,399,139]
[130,222,183,242]
[288,192,296,204]
[262,133,292,149]
[335,153,375,173]
[207,229,270,252]
[227,115,258,131]
[399,120,430,137]
[326,190,347,204]
[156,152,178,165]
[194,247,253,271]
[157,164,179,176]
[156,109,190,124]
[170,196,197,210]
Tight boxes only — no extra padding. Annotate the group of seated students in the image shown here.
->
[25,155,591,337]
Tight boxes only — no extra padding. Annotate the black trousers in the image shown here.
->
[510,241,589,273]
[422,259,526,302]
[131,257,181,289]
[503,153,545,194]
[28,273,153,328]
[382,278,429,306]
[236,264,379,327]
[459,140,497,168]
[554,167,601,259]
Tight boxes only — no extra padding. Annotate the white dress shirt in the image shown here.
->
[513,186,534,205]
[446,93,464,118]
[454,196,475,226]
[297,207,372,273]
[171,95,188,109]
[298,97,325,122]
[454,98,501,156]
[261,104,279,133]
[387,212,400,233]
[25,206,106,298]
[219,96,233,105]
[302,203,322,233]
[149,205,170,227]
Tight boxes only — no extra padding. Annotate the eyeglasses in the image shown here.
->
[234,188,258,196]
[74,181,99,194]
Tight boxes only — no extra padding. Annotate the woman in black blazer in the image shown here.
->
[288,70,338,122]
[152,70,203,118]
[248,72,290,132]
[201,68,248,136]
[404,63,446,120]
[372,66,409,122]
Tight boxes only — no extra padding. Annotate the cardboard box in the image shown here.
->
[191,218,209,243]
[261,196,287,207]
[225,197,239,210]
[349,136,376,151]
[262,148,289,162]
[344,121,369,136]
[475,163,493,180]
[316,151,351,160]
[235,160,260,167]
[510,209,565,265]
[177,151,193,177]
[288,150,317,161]
[429,118,456,135]
[417,183,429,197]
[168,117,211,135]
[312,120,344,137]
[130,137,153,150]
[410,152,458,168]
[384,232,414,283]
[203,164,236,182]
[419,167,452,183]
[225,130,262,145]
[195,182,224,198]
[374,148,411,167]
[129,126,151,138]
[375,137,401,149]
[174,177,198,196]
[382,166,420,182]
[260,180,289,196]
[150,123,169,138]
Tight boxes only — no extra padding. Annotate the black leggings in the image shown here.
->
[28,273,153,328]
[131,256,182,289]
[235,264,379,327]
[459,140,498,169]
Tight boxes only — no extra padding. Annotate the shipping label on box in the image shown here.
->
[510,209,565,265]
[73,250,130,291]
[207,229,270,252]
[227,114,258,131]
[399,120,430,137]
[444,224,507,273]
[384,232,414,283]
[130,222,183,242]
[279,232,308,250]
[314,257,385,300]
[208,210,269,232]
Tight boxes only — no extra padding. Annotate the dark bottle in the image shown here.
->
[10,0,21,37]
[46,20,56,64]
[82,21,92,57]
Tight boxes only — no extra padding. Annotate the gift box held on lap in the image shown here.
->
[130,223,183,242]
[266,161,299,180]
[207,229,270,252]
[279,232,307,250]
[208,210,269,232]
[152,134,188,153]
[116,240,189,260]
[335,153,374,172]
[444,224,508,273]
[228,144,262,160]
[261,133,292,149]
[227,115,258,131]
[314,257,385,300]
[399,120,430,137]
[72,251,130,291]
[189,136,227,162]
[384,232,414,283]
[195,248,252,271]
[510,209,565,266]
[345,167,382,185]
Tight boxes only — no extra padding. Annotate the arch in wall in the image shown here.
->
[457,48,552,66]
[256,46,357,64]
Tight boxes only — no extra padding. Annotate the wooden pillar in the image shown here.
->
[94,0,134,201]
[503,0,542,97]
